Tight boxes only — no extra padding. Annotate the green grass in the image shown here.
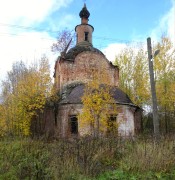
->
[0,138,53,179]
[0,136,175,179]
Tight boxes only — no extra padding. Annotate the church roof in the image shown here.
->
[59,83,136,107]
[64,43,105,61]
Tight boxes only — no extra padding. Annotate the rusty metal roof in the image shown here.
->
[59,84,136,107]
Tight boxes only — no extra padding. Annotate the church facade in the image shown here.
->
[43,4,142,138]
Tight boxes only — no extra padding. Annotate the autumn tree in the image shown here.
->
[114,36,175,133]
[78,68,118,137]
[115,47,134,98]
[115,46,150,107]
[0,56,52,136]
[0,61,28,136]
[153,36,175,133]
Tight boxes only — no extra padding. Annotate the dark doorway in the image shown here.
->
[69,116,78,134]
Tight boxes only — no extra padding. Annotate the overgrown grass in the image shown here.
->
[0,136,175,179]
[0,138,53,179]
[121,137,175,173]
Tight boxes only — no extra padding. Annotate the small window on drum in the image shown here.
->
[69,116,78,134]
[84,32,88,41]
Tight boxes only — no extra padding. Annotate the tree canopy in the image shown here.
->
[114,36,175,133]
[0,56,52,136]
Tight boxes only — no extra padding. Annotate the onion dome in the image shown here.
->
[79,3,90,19]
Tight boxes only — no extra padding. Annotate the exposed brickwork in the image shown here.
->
[57,104,84,138]
[31,107,55,137]
[75,24,93,44]
[55,51,119,91]
[56,104,139,138]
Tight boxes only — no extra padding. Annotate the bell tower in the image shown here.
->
[75,4,94,46]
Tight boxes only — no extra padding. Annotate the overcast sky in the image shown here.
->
[0,0,174,82]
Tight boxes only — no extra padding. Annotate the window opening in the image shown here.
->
[69,116,78,134]
[84,32,88,41]
[107,116,117,135]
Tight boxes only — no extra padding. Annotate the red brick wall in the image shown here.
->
[55,51,119,91]
[31,107,55,137]
[76,24,93,44]
[57,104,138,138]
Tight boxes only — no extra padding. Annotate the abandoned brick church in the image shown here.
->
[37,4,142,138]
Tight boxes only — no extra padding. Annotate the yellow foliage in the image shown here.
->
[115,46,150,107]
[78,68,118,137]
[0,57,52,136]
[153,37,175,112]
[115,36,175,130]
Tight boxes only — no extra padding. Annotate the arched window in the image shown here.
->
[69,116,78,134]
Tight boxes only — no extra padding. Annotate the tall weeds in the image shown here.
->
[0,136,175,179]
[121,136,175,173]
